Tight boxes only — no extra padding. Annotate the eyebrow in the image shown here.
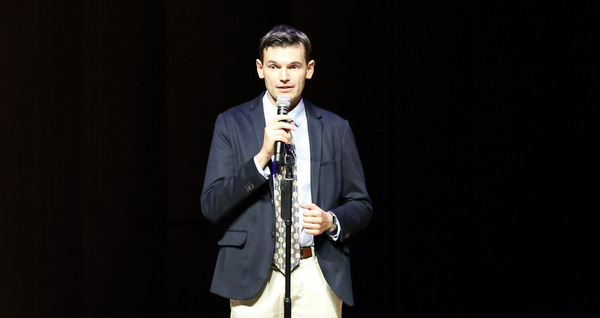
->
[266,60,304,65]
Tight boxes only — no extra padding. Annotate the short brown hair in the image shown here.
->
[258,25,312,63]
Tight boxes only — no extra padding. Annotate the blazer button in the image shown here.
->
[271,231,276,237]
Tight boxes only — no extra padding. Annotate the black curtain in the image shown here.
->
[1,1,597,317]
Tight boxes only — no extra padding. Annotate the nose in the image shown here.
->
[279,68,289,83]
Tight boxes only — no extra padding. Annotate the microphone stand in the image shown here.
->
[280,159,294,318]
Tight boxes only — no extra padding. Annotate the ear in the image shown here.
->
[256,59,265,79]
[305,60,315,79]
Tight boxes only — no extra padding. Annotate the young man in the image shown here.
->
[201,24,372,317]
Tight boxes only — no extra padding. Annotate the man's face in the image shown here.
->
[256,44,315,109]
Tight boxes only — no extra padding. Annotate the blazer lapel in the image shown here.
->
[305,101,323,205]
[248,94,266,150]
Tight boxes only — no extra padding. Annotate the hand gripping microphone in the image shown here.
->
[274,96,291,164]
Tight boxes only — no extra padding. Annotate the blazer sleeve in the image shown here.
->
[201,113,268,223]
[330,121,372,243]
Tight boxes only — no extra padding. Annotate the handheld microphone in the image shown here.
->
[274,96,291,164]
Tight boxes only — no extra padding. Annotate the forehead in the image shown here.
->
[263,45,306,63]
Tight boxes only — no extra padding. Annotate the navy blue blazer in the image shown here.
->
[201,93,372,306]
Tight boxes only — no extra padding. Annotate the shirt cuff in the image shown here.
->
[254,156,271,179]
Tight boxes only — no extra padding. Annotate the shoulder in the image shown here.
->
[305,100,349,127]
[211,95,263,132]
[220,94,262,118]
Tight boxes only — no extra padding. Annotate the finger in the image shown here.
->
[300,203,317,210]
[266,122,291,132]
[279,122,296,132]
[302,212,318,219]
[266,129,291,144]
[267,125,296,138]
[303,215,323,225]
[273,114,292,121]
[302,222,319,229]
[270,115,296,127]
[305,209,326,218]
[304,229,320,235]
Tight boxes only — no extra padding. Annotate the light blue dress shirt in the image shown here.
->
[254,92,339,246]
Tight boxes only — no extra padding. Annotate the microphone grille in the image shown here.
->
[276,96,291,107]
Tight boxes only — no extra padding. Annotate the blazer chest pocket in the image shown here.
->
[217,230,247,248]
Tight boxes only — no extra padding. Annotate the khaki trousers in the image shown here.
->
[230,251,343,318]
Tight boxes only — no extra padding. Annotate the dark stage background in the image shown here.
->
[1,1,598,317]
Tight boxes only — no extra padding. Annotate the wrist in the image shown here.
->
[255,151,271,169]
[327,212,338,233]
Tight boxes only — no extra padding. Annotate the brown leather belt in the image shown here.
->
[300,246,313,259]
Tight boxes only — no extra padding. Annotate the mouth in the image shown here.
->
[277,86,294,92]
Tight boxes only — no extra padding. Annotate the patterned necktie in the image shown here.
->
[273,134,300,274]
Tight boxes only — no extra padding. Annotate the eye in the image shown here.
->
[269,65,277,69]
